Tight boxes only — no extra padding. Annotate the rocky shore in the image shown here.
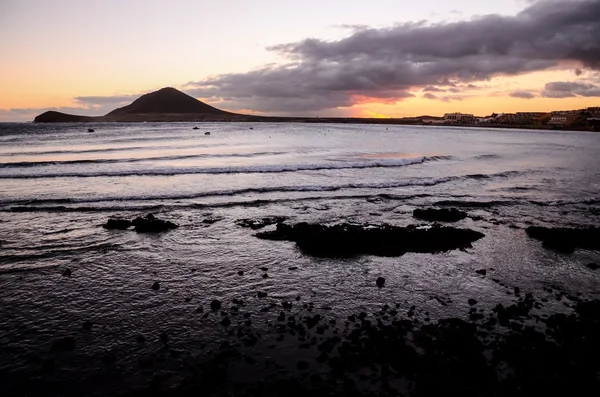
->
[3,213,600,397]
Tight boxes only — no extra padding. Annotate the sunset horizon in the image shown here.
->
[2,0,600,121]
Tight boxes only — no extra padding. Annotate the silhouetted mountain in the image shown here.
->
[105,87,228,117]
[34,87,256,123]
[34,111,93,123]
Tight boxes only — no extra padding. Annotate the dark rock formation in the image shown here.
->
[376,277,386,288]
[211,300,222,311]
[236,217,286,230]
[587,263,600,270]
[526,226,600,253]
[413,208,468,222]
[151,282,160,290]
[51,337,76,352]
[103,218,132,230]
[475,269,487,276]
[62,268,72,277]
[132,214,178,233]
[256,222,485,258]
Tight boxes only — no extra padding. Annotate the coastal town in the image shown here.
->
[424,106,600,131]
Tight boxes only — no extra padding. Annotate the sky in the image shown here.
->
[1,0,600,121]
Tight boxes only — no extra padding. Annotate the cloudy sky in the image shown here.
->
[1,0,599,121]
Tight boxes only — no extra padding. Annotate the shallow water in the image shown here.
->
[0,122,599,395]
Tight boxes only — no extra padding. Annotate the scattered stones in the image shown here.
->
[413,208,468,222]
[51,337,75,353]
[376,277,386,288]
[475,269,487,276]
[210,300,222,311]
[526,226,600,253]
[62,268,72,277]
[151,282,160,290]
[256,222,485,258]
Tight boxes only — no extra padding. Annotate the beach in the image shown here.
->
[0,122,599,396]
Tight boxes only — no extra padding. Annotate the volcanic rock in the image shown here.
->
[587,263,600,270]
[51,337,76,352]
[210,300,222,311]
[132,214,178,233]
[413,208,468,222]
[102,218,132,230]
[236,217,286,230]
[526,226,600,253]
[256,222,485,258]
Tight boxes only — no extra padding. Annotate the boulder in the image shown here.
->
[376,277,386,288]
[210,299,222,311]
[587,263,600,270]
[413,208,468,223]
[132,214,179,233]
[526,226,600,253]
[102,218,132,230]
[51,337,76,352]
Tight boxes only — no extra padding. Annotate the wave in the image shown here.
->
[465,171,522,179]
[0,156,443,178]
[1,176,457,208]
[0,142,232,158]
[3,193,434,213]
[0,151,287,168]
[472,154,501,161]
[0,168,528,209]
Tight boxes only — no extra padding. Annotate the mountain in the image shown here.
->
[105,87,228,117]
[34,87,258,123]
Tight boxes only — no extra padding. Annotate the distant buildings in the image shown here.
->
[430,106,599,130]
[443,112,475,124]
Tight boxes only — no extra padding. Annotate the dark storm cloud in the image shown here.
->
[423,86,446,92]
[510,91,536,99]
[542,81,600,98]
[187,0,600,113]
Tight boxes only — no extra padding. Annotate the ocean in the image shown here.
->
[1,122,599,396]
